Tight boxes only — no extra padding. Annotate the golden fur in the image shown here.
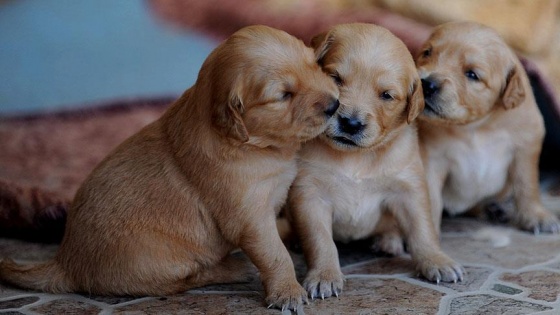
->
[0,25,340,311]
[286,23,464,300]
[416,21,560,234]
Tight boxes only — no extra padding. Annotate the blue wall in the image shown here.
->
[0,0,216,115]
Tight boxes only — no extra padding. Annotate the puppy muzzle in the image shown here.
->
[325,113,366,147]
[420,76,444,117]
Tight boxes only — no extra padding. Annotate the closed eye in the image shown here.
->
[281,91,293,101]
[330,73,343,86]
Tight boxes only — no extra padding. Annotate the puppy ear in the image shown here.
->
[311,31,333,64]
[212,91,249,143]
[406,79,425,124]
[501,64,526,109]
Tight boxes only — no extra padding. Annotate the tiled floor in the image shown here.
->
[1,217,560,314]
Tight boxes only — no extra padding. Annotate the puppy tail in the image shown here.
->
[0,258,73,293]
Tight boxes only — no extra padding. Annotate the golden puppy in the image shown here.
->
[0,25,340,311]
[417,21,560,234]
[287,23,463,300]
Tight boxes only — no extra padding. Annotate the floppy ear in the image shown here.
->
[501,64,526,109]
[407,79,425,124]
[212,90,249,143]
[311,31,333,64]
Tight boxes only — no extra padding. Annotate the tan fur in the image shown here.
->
[416,21,560,234]
[0,25,340,311]
[286,23,464,300]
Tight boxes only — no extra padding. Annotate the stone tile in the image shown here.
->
[441,229,560,269]
[83,295,141,305]
[0,286,29,299]
[422,266,493,293]
[115,278,444,315]
[492,284,523,295]
[0,296,39,309]
[343,256,415,276]
[305,278,444,315]
[29,299,102,315]
[448,294,551,315]
[336,239,379,267]
[501,270,560,302]
[113,293,276,315]
[441,217,491,234]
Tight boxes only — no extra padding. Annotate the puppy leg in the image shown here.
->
[289,193,343,300]
[236,213,307,311]
[372,212,405,256]
[183,254,257,290]
[424,161,447,236]
[390,188,464,283]
[510,149,560,233]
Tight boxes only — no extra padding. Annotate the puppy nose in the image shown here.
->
[421,78,439,98]
[324,98,340,117]
[338,115,365,135]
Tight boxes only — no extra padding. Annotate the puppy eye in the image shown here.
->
[330,73,343,86]
[282,91,293,101]
[422,48,432,58]
[465,70,479,81]
[380,91,393,100]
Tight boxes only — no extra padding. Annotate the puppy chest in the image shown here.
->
[443,133,513,211]
[329,180,386,242]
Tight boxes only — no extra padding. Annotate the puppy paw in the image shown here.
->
[517,209,560,234]
[265,281,308,312]
[303,268,344,300]
[417,253,464,284]
[371,234,405,256]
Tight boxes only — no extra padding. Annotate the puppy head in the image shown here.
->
[312,23,423,151]
[204,25,339,147]
[416,21,526,125]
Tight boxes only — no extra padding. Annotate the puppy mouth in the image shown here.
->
[423,100,442,117]
[331,136,358,146]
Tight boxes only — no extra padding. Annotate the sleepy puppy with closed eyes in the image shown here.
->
[286,23,464,300]
[416,21,560,235]
[0,25,340,312]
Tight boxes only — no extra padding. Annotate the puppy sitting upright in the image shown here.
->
[417,21,560,234]
[287,23,463,300]
[0,25,340,311]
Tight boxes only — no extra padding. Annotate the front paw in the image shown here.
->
[303,268,344,300]
[265,281,308,312]
[417,253,464,284]
[517,207,560,234]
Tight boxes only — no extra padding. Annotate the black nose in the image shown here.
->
[338,115,365,135]
[324,98,340,117]
[421,78,440,98]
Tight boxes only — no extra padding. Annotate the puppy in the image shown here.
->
[286,23,463,300]
[416,21,560,234]
[0,25,340,311]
